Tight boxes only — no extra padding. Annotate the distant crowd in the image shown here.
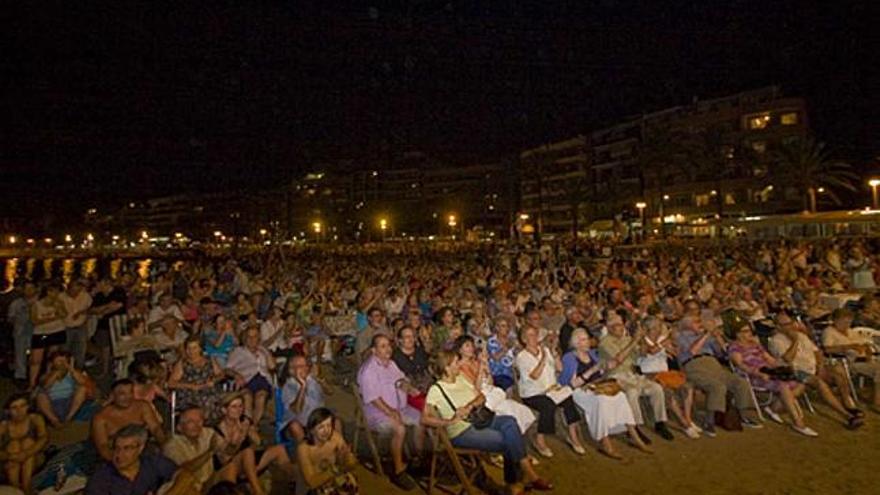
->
[2,238,880,494]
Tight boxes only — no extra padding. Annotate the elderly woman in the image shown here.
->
[0,393,48,494]
[486,318,518,391]
[515,325,586,457]
[422,350,552,494]
[561,328,651,459]
[168,336,225,422]
[455,335,536,434]
[729,323,818,437]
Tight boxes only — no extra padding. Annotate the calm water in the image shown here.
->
[0,257,158,292]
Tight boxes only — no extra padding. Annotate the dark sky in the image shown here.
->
[1,0,875,225]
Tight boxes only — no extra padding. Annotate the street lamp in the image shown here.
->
[312,221,322,242]
[869,179,880,209]
[379,218,388,240]
[635,202,647,240]
[8,236,16,245]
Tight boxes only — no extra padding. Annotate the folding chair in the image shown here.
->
[801,315,862,404]
[425,426,488,495]
[351,383,385,476]
[108,314,130,377]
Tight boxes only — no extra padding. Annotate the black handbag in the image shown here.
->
[436,383,495,429]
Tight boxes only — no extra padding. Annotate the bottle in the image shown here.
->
[54,464,66,491]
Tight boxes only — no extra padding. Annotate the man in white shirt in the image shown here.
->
[769,312,863,428]
[259,307,287,353]
[822,308,880,411]
[60,280,92,368]
[226,326,276,425]
[147,293,184,331]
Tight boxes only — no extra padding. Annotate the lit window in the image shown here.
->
[695,194,710,206]
[751,141,767,153]
[747,113,771,129]
[780,112,798,125]
[724,193,736,205]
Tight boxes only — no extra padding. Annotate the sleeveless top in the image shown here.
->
[33,299,65,335]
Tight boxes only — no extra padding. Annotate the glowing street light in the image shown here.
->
[141,230,149,239]
[869,179,880,209]
[213,231,222,238]
[174,232,183,239]
[86,233,94,242]
[259,228,268,236]
[635,202,647,238]
[379,218,388,231]
[448,214,457,228]
[8,236,16,245]
[817,187,826,193]
[312,221,322,234]
[519,213,530,221]
[64,234,72,243]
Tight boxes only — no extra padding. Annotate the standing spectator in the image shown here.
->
[28,282,67,389]
[90,278,127,377]
[6,282,37,387]
[60,279,92,369]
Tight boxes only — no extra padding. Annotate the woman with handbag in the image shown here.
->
[729,324,818,437]
[560,329,652,460]
[454,335,536,434]
[422,350,552,494]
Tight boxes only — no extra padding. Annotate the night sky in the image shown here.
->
[1,1,875,227]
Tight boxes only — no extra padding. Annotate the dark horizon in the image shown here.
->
[2,1,875,225]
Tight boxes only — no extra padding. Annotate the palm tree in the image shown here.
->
[772,137,858,213]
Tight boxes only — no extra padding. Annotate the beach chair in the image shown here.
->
[425,426,487,495]
[351,383,385,476]
[800,314,861,404]
[108,314,129,376]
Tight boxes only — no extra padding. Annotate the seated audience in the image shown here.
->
[455,335,536,434]
[91,379,166,461]
[822,308,880,412]
[598,314,674,441]
[729,322,818,437]
[0,393,48,494]
[203,314,238,367]
[391,326,432,411]
[280,354,329,442]
[225,326,276,425]
[423,350,551,494]
[169,336,225,423]
[486,318,518,391]
[35,351,94,428]
[212,392,294,495]
[515,325,586,457]
[561,329,651,459]
[357,334,423,490]
[295,408,358,495]
[675,316,761,435]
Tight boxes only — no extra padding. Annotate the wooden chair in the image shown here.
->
[351,383,385,477]
[426,426,488,495]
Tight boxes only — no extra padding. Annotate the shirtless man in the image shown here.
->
[295,408,357,494]
[91,379,165,461]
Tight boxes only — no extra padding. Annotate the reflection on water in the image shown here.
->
[3,258,17,292]
[0,257,157,291]
[137,259,151,280]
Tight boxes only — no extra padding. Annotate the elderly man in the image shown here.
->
[598,314,674,441]
[91,379,166,461]
[357,334,423,491]
[85,424,180,494]
[148,293,185,332]
[225,326,275,425]
[822,308,880,411]
[770,311,864,428]
[163,404,262,493]
[676,316,761,435]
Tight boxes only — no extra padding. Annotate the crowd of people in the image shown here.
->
[1,237,879,494]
